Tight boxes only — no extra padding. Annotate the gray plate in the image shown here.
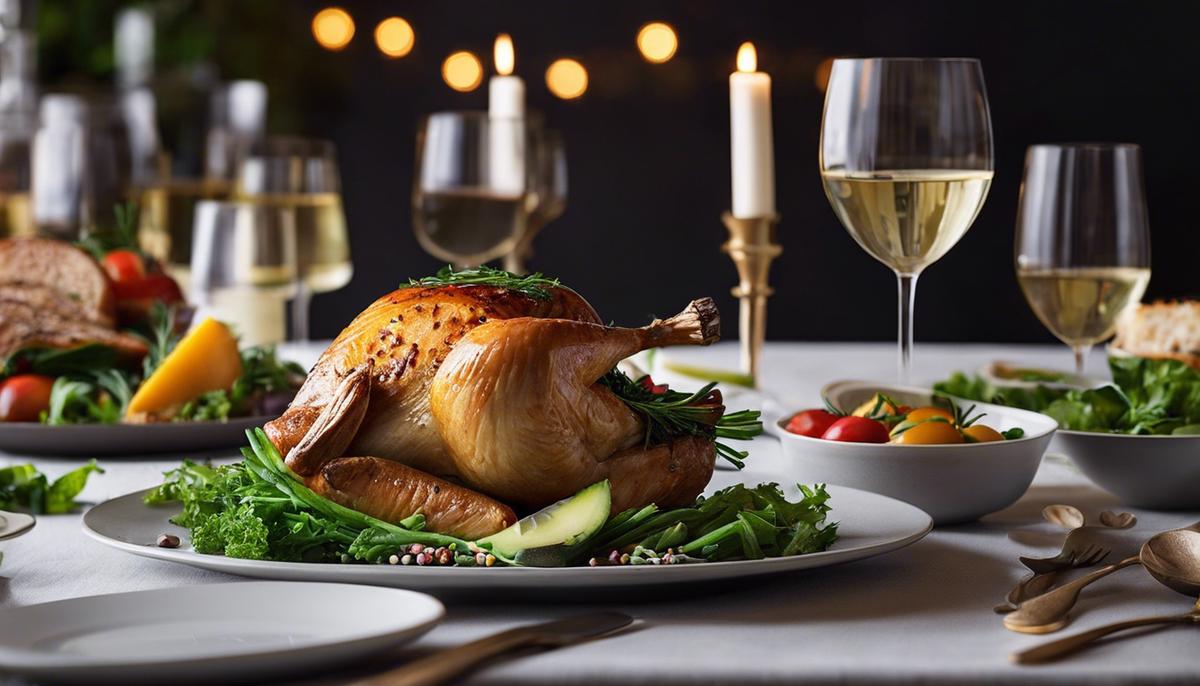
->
[0,416,272,457]
[83,485,932,592]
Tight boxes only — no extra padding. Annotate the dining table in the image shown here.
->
[2,340,1197,686]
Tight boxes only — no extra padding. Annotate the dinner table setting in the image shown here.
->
[1,3,1199,685]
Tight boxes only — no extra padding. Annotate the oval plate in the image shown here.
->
[83,485,932,591]
[0,581,443,684]
[0,415,273,457]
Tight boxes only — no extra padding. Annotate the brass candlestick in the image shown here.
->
[721,212,782,386]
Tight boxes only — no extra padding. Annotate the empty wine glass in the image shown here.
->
[1015,144,1151,374]
[504,128,566,275]
[234,136,351,342]
[190,199,298,346]
[820,58,993,382]
[413,111,529,269]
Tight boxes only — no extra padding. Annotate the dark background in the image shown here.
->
[43,1,1200,343]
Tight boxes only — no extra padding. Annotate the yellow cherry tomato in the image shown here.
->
[906,406,954,424]
[962,425,1004,443]
[852,393,902,418]
[892,419,964,445]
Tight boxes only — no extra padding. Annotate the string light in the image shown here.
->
[312,7,355,51]
[637,22,678,63]
[375,17,414,58]
[443,51,483,92]
[545,58,588,99]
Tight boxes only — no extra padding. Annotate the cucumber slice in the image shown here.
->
[479,480,611,558]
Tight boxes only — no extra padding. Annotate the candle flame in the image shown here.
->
[494,33,515,76]
[736,42,757,73]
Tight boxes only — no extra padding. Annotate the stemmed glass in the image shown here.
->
[819,58,994,382]
[412,111,528,269]
[234,136,351,342]
[1015,144,1151,374]
[504,128,566,275]
[190,199,298,346]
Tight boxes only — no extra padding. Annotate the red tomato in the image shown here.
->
[821,416,890,443]
[103,250,145,284]
[112,273,183,303]
[639,376,669,395]
[785,409,840,438]
[0,374,55,422]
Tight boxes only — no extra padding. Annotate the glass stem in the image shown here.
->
[291,282,311,343]
[1072,344,1091,376]
[896,272,919,384]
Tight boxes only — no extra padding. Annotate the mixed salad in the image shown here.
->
[145,429,838,568]
[935,356,1200,435]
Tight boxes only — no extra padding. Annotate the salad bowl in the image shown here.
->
[775,380,1059,525]
[1051,431,1200,510]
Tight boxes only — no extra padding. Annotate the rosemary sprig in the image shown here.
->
[404,265,562,301]
[599,367,762,469]
[78,202,141,260]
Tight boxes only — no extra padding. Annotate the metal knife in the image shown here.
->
[355,612,635,686]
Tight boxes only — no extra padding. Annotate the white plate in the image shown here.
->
[0,415,273,457]
[0,581,443,684]
[82,485,932,592]
[0,509,35,540]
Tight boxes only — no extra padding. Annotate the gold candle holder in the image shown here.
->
[721,212,782,386]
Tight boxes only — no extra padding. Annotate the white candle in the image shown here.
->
[729,42,775,218]
[487,33,525,196]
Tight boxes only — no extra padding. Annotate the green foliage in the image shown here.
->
[145,429,470,563]
[599,367,762,468]
[0,461,104,515]
[1,345,120,380]
[404,265,562,301]
[44,370,134,425]
[936,357,1200,435]
[588,482,838,564]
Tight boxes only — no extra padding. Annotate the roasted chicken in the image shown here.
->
[266,281,723,536]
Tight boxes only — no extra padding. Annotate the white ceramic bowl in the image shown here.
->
[774,380,1059,525]
[1051,431,1200,510]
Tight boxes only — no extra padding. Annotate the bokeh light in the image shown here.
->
[545,59,588,99]
[443,51,484,92]
[312,7,355,51]
[637,22,678,64]
[374,17,414,58]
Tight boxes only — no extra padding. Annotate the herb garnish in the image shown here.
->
[0,460,103,514]
[599,367,762,469]
[404,265,561,301]
[78,202,142,260]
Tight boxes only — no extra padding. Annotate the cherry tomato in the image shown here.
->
[906,406,955,424]
[785,409,840,438]
[112,272,183,303]
[0,374,55,422]
[892,420,964,445]
[821,416,890,443]
[962,425,1004,443]
[103,249,145,284]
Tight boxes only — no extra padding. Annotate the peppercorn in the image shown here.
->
[435,547,452,565]
[401,554,414,565]
[388,554,400,565]
[156,533,180,549]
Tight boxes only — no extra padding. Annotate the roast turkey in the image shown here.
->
[266,280,724,528]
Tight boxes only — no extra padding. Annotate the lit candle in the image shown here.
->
[488,34,524,118]
[729,42,775,218]
[487,34,525,196]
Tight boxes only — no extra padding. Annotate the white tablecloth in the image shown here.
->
[2,342,1198,685]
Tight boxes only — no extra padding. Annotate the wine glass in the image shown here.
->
[820,58,994,382]
[190,199,298,346]
[234,136,351,342]
[0,112,34,238]
[413,111,529,269]
[504,128,566,275]
[1015,144,1151,374]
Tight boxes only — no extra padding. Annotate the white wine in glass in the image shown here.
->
[1016,267,1150,352]
[415,188,524,267]
[820,58,994,381]
[821,169,993,276]
[1015,143,1151,373]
